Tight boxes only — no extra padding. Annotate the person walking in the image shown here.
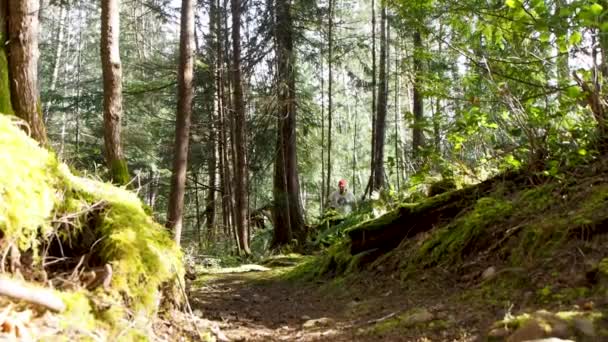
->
[328,179,356,215]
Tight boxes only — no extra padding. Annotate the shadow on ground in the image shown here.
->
[187,266,484,342]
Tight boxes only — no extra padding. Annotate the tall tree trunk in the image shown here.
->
[352,96,359,196]
[555,0,570,86]
[273,0,305,246]
[325,0,334,200]
[101,0,129,184]
[320,50,325,214]
[433,26,443,154]
[222,0,240,251]
[166,0,195,245]
[217,0,232,239]
[412,29,424,162]
[193,169,202,249]
[205,0,219,245]
[363,0,377,197]
[394,38,401,190]
[7,0,47,144]
[372,1,387,191]
[230,0,250,254]
[205,134,217,243]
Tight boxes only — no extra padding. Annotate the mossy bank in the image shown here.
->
[0,114,183,340]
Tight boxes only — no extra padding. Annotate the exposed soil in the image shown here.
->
[187,266,487,342]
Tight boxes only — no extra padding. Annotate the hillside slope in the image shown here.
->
[295,162,608,341]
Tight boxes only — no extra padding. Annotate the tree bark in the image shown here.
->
[101,0,129,185]
[7,0,47,144]
[205,0,220,244]
[193,169,202,249]
[230,0,250,254]
[394,37,401,191]
[273,0,305,246]
[320,51,325,214]
[166,0,195,245]
[372,1,387,191]
[325,0,334,200]
[362,0,377,198]
[412,29,424,162]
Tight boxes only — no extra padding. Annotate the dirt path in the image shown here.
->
[189,269,358,341]
[187,265,484,342]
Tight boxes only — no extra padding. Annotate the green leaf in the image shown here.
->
[558,6,572,17]
[482,24,493,41]
[569,31,582,45]
[600,21,608,31]
[566,86,582,99]
[589,3,603,15]
[506,0,517,8]
[578,149,587,156]
[540,32,551,43]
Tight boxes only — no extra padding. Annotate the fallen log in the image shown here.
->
[347,170,528,254]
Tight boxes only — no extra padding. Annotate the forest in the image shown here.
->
[1,0,608,340]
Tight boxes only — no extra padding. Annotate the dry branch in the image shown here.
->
[0,276,66,312]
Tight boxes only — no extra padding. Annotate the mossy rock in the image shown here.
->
[488,310,603,341]
[0,115,182,338]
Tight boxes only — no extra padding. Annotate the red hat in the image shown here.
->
[338,179,347,186]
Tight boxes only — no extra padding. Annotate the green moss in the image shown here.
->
[515,184,557,215]
[0,36,14,115]
[364,308,437,335]
[283,257,323,281]
[317,240,353,275]
[57,291,111,339]
[0,116,182,338]
[491,310,604,338]
[62,170,182,314]
[345,205,408,234]
[412,197,512,267]
[109,158,130,185]
[0,115,57,250]
[598,258,608,276]
[428,178,457,196]
[536,285,591,304]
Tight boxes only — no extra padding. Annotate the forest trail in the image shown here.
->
[189,267,357,341]
[187,263,483,342]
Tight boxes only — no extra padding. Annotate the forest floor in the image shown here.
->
[187,261,487,342]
